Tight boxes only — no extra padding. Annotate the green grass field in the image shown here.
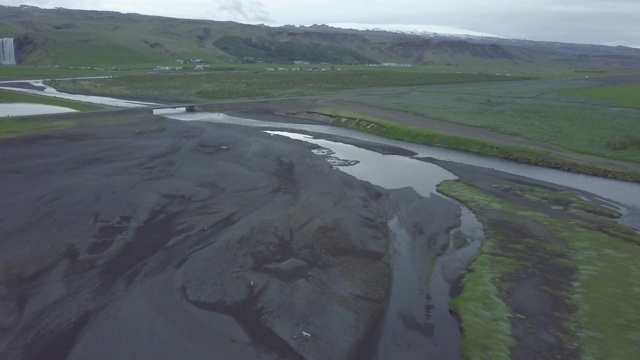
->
[0,118,76,138]
[314,107,640,181]
[345,78,640,164]
[0,111,150,138]
[46,70,529,102]
[0,66,121,79]
[566,84,640,108]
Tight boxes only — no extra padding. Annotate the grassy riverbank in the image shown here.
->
[437,179,640,359]
[46,70,529,102]
[345,78,640,165]
[306,108,640,182]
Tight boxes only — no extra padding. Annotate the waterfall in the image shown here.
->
[0,38,17,65]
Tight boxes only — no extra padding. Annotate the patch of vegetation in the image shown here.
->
[607,135,640,152]
[0,118,77,138]
[0,111,150,138]
[566,85,640,108]
[312,108,640,182]
[437,179,640,359]
[449,238,517,359]
[0,66,123,79]
[47,70,527,102]
[347,78,640,164]
[0,89,101,111]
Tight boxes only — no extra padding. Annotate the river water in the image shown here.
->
[167,112,640,220]
[0,78,158,108]
[0,102,78,117]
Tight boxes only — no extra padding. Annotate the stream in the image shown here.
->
[0,78,158,108]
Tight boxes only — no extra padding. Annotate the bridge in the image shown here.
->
[151,104,200,113]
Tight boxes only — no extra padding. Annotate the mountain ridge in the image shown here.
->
[1,5,639,67]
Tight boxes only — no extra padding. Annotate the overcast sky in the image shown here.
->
[1,0,639,47]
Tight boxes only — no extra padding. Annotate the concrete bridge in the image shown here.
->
[151,104,200,113]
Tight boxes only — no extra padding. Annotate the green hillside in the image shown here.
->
[0,5,544,67]
[1,5,639,69]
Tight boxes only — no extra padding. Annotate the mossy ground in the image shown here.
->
[437,179,640,359]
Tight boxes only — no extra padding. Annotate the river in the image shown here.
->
[165,111,640,223]
[0,102,79,117]
[0,78,158,108]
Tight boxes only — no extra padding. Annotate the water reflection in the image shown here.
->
[0,78,158,108]
[166,112,640,215]
[265,131,456,196]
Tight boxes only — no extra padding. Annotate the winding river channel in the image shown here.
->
[164,111,640,227]
[161,109,639,358]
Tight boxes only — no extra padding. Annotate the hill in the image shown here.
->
[1,5,639,68]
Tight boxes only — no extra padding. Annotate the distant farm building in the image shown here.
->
[380,63,412,67]
[156,66,183,71]
[177,58,206,64]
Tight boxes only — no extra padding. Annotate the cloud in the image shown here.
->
[0,0,273,22]
[213,0,272,22]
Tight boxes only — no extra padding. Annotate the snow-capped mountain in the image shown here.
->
[326,23,503,40]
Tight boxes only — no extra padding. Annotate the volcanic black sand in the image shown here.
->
[0,114,467,360]
[1,110,635,359]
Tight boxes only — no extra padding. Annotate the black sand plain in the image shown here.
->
[0,113,465,359]
[1,109,634,359]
